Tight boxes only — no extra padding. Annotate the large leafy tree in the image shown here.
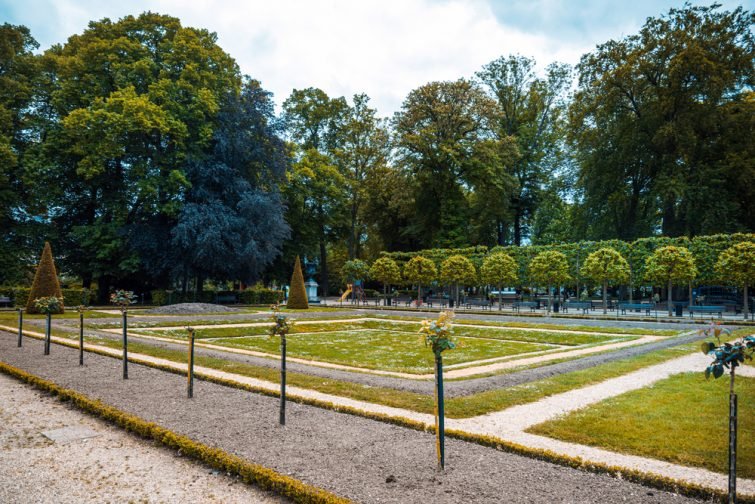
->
[36,13,241,297]
[570,4,755,239]
[529,251,571,313]
[480,252,518,310]
[476,55,571,245]
[644,246,698,316]
[581,247,630,314]
[715,242,755,320]
[393,79,501,247]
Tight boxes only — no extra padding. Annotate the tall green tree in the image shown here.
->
[440,255,477,307]
[369,257,402,301]
[581,247,630,314]
[480,252,518,310]
[644,246,698,316]
[477,55,571,245]
[570,4,755,239]
[715,242,755,320]
[529,251,571,314]
[403,255,437,304]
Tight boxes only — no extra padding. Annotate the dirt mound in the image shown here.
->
[144,303,239,315]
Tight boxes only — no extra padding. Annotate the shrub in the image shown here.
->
[25,242,64,314]
[287,256,308,309]
[239,285,285,304]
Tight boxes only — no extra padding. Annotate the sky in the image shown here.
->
[1,0,751,116]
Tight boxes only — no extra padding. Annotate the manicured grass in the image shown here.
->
[527,373,755,479]
[212,330,551,374]
[0,310,121,320]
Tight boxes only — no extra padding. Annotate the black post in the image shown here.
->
[122,310,128,379]
[44,313,51,355]
[187,329,195,398]
[17,309,23,347]
[435,353,445,470]
[280,335,286,425]
[79,311,84,366]
[729,389,737,504]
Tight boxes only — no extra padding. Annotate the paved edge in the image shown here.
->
[1,331,749,504]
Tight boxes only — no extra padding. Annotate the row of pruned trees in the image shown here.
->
[345,242,755,319]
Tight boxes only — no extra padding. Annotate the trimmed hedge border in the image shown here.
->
[0,360,350,504]
[5,329,752,503]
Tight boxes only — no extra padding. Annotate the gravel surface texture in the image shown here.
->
[0,370,282,504]
[144,303,241,314]
[0,333,714,504]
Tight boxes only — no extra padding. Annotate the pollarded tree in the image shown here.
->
[581,247,630,314]
[341,259,369,301]
[529,251,571,314]
[480,252,518,311]
[403,256,437,306]
[369,257,402,303]
[715,242,755,320]
[440,255,478,308]
[644,246,697,316]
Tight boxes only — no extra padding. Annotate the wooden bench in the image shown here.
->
[688,305,724,319]
[215,294,238,304]
[513,301,538,313]
[619,303,653,315]
[564,301,591,314]
[393,296,413,307]
[0,296,11,307]
[426,297,447,308]
[465,298,491,310]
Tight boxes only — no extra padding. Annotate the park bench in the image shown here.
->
[426,297,447,308]
[465,298,491,310]
[215,294,237,304]
[688,305,724,319]
[564,301,591,314]
[618,303,653,315]
[393,296,413,307]
[0,296,11,307]
[364,297,381,306]
[513,301,538,313]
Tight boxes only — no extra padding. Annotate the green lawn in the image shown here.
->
[527,373,755,478]
[211,329,552,374]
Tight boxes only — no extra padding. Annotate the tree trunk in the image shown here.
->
[689,282,693,308]
[498,283,502,311]
[744,283,749,320]
[319,233,329,299]
[603,281,608,315]
[513,210,522,247]
[417,284,422,307]
[547,284,552,314]
[667,280,673,317]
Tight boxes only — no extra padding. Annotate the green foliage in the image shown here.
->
[581,248,630,286]
[440,255,477,286]
[340,259,369,284]
[700,322,754,380]
[25,242,64,314]
[480,252,518,287]
[33,296,62,315]
[528,251,571,287]
[419,311,456,356]
[368,257,402,289]
[287,256,308,310]
[715,242,755,287]
[239,286,285,305]
[402,256,437,286]
[644,246,698,286]
[109,290,137,311]
[3,287,90,308]
[269,303,293,338]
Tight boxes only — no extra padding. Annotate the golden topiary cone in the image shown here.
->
[25,241,65,314]
[286,256,309,309]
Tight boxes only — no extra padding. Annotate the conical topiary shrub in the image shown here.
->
[25,242,65,314]
[286,256,309,309]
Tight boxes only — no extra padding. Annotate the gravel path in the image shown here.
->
[0,371,282,504]
[0,334,711,504]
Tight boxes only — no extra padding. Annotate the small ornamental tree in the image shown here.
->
[528,251,571,314]
[440,255,477,308]
[644,246,697,316]
[269,303,293,425]
[419,311,456,470]
[480,252,518,311]
[715,242,755,320]
[33,296,62,355]
[700,322,755,503]
[111,290,137,379]
[287,256,308,309]
[369,257,402,304]
[403,256,437,306]
[26,242,64,314]
[581,247,630,314]
[341,259,370,301]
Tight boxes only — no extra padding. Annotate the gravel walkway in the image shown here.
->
[0,371,281,504]
[0,334,711,504]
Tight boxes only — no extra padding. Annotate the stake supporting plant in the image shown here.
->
[187,327,195,398]
[78,306,85,366]
[33,297,62,355]
[700,322,755,504]
[111,290,137,380]
[419,311,456,470]
[269,303,292,426]
[17,308,23,347]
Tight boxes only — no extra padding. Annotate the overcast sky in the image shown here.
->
[1,0,751,116]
